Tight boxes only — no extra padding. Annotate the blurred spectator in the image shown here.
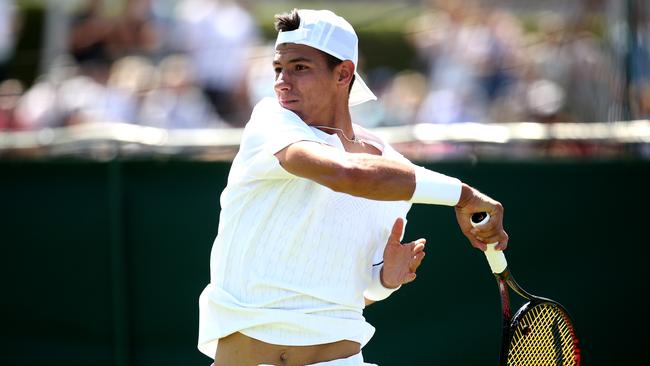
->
[14,54,146,129]
[139,54,224,129]
[60,55,154,126]
[630,0,650,120]
[87,55,154,124]
[13,55,78,130]
[376,70,428,126]
[408,0,512,123]
[109,0,163,59]
[14,60,76,128]
[14,77,59,129]
[525,78,569,123]
[524,11,609,122]
[68,0,164,82]
[631,81,650,119]
[0,78,23,130]
[69,0,163,61]
[170,0,260,126]
[244,43,276,108]
[68,0,114,72]
[406,0,626,124]
[0,0,19,80]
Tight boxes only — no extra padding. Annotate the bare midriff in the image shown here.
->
[214,332,361,366]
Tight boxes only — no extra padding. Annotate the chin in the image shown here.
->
[280,101,302,115]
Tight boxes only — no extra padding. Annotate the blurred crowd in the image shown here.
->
[1,0,650,132]
[1,0,260,131]
[376,0,650,126]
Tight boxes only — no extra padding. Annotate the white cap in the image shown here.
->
[275,9,377,107]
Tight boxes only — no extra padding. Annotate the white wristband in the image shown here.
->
[410,166,462,206]
[363,263,400,301]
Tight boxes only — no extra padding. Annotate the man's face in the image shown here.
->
[273,43,338,123]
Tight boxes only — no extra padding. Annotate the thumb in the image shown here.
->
[388,217,404,245]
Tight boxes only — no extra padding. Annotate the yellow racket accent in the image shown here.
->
[507,303,580,366]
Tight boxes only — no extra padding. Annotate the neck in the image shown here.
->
[307,95,353,137]
[311,125,361,144]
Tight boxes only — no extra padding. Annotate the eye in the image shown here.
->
[295,64,308,71]
[274,67,282,75]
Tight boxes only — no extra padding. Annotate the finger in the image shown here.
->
[412,239,426,253]
[456,211,474,233]
[388,217,405,244]
[487,202,504,222]
[477,228,508,247]
[494,232,509,251]
[404,272,416,284]
[470,218,497,235]
[410,251,425,272]
[469,236,487,251]
[479,232,503,245]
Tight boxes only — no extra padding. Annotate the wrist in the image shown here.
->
[363,263,401,301]
[455,183,475,209]
[410,166,462,206]
[380,266,400,289]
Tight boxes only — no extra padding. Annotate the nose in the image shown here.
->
[274,72,291,93]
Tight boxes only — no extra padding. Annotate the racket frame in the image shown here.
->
[494,269,580,366]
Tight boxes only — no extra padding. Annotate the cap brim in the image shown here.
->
[349,72,377,107]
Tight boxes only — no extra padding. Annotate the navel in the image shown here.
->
[279,350,289,363]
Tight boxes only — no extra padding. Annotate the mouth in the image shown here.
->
[278,98,299,108]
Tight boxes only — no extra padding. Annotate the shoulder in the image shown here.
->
[353,123,387,152]
[240,98,321,155]
[354,123,409,161]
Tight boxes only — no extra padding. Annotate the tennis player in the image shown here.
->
[198,9,508,366]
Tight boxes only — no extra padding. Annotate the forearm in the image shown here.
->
[328,153,416,201]
[329,154,463,206]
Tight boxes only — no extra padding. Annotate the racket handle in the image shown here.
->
[470,212,507,274]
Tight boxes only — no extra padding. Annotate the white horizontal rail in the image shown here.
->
[0,120,648,154]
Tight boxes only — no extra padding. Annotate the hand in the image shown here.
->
[455,184,509,251]
[381,218,426,289]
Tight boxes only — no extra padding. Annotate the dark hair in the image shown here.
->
[274,9,356,92]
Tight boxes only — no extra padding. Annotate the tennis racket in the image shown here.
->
[471,212,581,366]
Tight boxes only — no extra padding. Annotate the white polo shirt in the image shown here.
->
[198,97,412,358]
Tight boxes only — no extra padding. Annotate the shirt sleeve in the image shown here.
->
[235,98,324,180]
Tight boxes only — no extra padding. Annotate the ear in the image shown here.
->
[336,60,355,87]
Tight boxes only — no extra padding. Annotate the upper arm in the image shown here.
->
[274,140,353,192]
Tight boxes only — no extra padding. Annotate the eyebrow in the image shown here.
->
[273,57,313,66]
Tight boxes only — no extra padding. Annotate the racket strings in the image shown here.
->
[507,303,579,366]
